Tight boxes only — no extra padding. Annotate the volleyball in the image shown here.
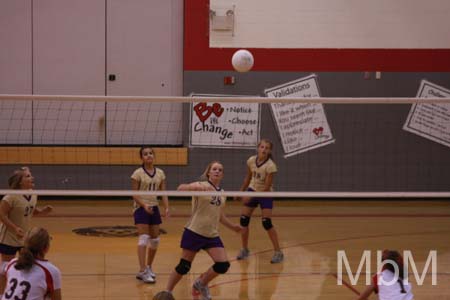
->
[152,291,175,300]
[232,49,254,72]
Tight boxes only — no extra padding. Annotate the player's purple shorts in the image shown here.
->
[0,243,22,255]
[180,228,224,252]
[134,206,162,225]
[244,188,274,209]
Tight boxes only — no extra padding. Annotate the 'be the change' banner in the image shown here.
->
[189,94,260,148]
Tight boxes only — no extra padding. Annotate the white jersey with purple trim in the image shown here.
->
[0,194,37,247]
[131,166,166,208]
[247,155,277,191]
[185,181,226,238]
[373,270,414,300]
[2,258,61,300]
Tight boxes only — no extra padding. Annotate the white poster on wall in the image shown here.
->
[403,80,450,148]
[264,75,335,157]
[189,94,260,148]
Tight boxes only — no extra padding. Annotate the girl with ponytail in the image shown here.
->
[355,249,413,300]
[2,227,61,300]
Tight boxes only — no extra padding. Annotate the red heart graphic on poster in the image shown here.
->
[212,103,224,117]
[313,127,324,136]
[194,102,213,123]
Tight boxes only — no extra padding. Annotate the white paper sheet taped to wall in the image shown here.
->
[265,74,335,157]
[403,80,450,148]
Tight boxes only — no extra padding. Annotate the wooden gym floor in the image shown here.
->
[32,199,450,300]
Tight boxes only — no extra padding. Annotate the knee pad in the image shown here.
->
[175,259,191,275]
[212,261,230,274]
[148,237,160,249]
[138,234,150,247]
[240,215,250,227]
[262,218,273,230]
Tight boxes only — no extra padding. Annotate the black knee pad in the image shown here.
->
[212,261,230,274]
[262,217,273,230]
[240,215,250,227]
[175,258,191,275]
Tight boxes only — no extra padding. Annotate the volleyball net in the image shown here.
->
[0,94,449,199]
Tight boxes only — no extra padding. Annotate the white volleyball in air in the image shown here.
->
[232,49,254,72]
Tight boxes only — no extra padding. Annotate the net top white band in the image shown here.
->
[1,94,450,104]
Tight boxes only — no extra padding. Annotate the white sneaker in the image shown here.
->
[136,270,155,283]
[270,251,284,264]
[236,248,250,260]
[192,279,211,300]
[136,270,146,280]
[145,266,156,279]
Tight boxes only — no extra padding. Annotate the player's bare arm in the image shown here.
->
[354,284,375,300]
[0,201,23,237]
[159,180,169,217]
[236,166,252,202]
[177,182,206,191]
[33,205,53,216]
[220,211,242,233]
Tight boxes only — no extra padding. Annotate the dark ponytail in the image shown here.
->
[15,248,35,270]
[15,227,51,271]
[382,250,407,293]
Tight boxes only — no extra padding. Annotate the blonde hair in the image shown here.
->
[8,167,30,189]
[200,161,223,181]
[15,227,51,271]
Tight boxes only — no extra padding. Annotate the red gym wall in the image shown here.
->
[184,0,450,72]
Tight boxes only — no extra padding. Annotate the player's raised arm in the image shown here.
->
[177,182,207,191]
